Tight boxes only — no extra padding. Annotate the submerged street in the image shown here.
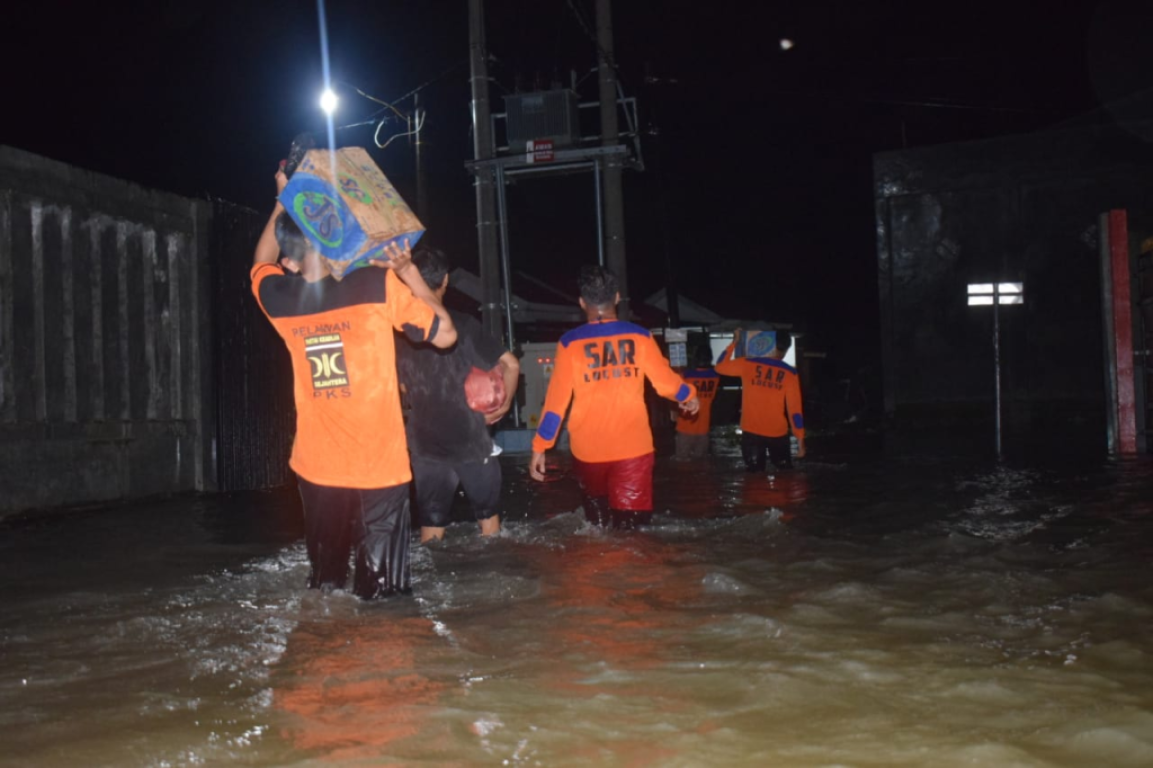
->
[2,440,1152,767]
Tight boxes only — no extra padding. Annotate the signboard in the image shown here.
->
[526,139,555,164]
[966,282,1024,306]
[663,328,688,367]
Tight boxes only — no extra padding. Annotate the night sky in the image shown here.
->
[4,0,1152,382]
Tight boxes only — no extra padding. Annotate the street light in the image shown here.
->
[967,282,1023,306]
[319,88,339,115]
[967,281,1025,459]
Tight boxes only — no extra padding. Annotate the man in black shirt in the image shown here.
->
[396,248,521,542]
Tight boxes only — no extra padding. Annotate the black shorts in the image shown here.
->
[411,454,501,528]
[741,432,793,471]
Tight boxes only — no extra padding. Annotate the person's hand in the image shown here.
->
[796,438,806,459]
[679,396,700,416]
[275,165,288,195]
[484,399,511,425]
[529,451,547,481]
[368,238,414,273]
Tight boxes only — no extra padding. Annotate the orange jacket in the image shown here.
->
[251,263,437,488]
[675,368,720,435]
[532,320,696,462]
[715,342,804,440]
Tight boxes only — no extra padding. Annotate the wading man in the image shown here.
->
[396,247,520,543]
[529,265,699,529]
[674,349,721,459]
[251,169,456,599]
[715,330,805,472]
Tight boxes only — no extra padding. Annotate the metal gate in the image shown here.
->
[210,202,296,490]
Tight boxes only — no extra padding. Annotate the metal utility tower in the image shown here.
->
[466,0,642,351]
[596,0,629,318]
[468,0,503,339]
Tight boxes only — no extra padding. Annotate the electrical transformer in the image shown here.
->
[503,90,581,154]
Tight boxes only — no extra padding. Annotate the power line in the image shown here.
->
[386,59,469,106]
[564,0,622,82]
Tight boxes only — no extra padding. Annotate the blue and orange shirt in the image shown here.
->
[676,367,720,435]
[715,342,804,440]
[532,320,697,462]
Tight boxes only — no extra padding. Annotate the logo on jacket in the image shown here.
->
[695,378,718,397]
[305,334,350,393]
[582,339,639,382]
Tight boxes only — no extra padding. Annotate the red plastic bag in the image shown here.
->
[464,366,505,414]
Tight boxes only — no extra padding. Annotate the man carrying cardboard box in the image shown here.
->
[715,329,806,472]
[250,168,456,600]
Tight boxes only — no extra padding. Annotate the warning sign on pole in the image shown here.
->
[526,139,555,164]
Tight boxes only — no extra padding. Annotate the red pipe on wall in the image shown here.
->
[1108,210,1138,454]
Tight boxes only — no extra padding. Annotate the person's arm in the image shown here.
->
[371,240,457,349]
[530,342,573,481]
[713,339,742,377]
[638,335,699,415]
[253,169,289,266]
[485,351,521,426]
[786,369,806,458]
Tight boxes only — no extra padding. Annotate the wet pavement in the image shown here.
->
[2,438,1152,767]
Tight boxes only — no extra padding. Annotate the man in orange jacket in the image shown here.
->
[529,266,699,529]
[715,330,805,472]
[674,350,720,459]
[251,168,456,599]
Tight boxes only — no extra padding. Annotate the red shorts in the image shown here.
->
[572,452,655,511]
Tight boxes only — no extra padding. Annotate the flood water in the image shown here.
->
[2,439,1153,767]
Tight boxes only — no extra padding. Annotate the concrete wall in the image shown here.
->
[0,146,215,515]
[874,117,1153,444]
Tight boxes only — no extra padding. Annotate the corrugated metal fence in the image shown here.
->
[210,202,295,492]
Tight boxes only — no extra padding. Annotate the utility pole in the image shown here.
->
[649,77,679,328]
[596,0,629,319]
[469,0,502,339]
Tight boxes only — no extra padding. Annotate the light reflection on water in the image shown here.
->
[1,447,1152,767]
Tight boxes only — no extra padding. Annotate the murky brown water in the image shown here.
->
[3,441,1152,767]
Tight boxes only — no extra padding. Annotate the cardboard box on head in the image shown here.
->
[279,146,424,280]
[733,329,778,359]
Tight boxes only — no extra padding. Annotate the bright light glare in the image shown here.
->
[998,282,1023,294]
[998,295,1024,305]
[967,283,994,294]
[319,88,338,115]
[968,296,994,306]
[779,39,795,51]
